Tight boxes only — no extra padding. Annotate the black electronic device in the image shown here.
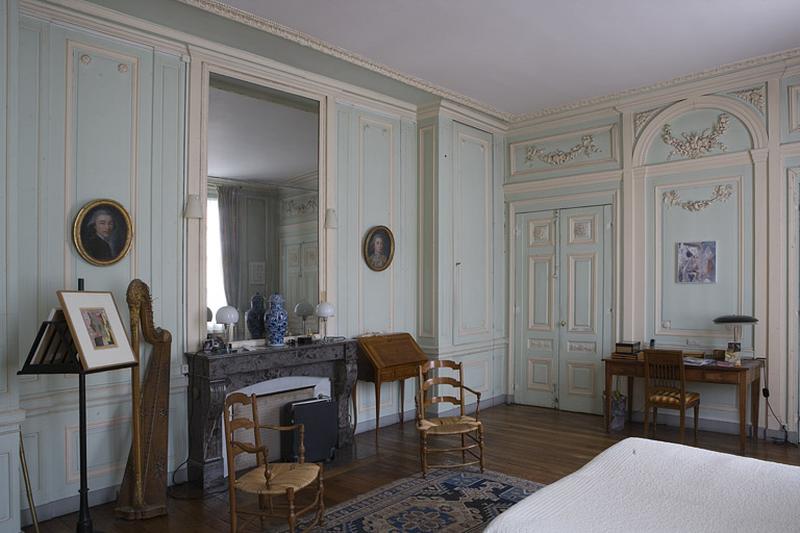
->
[281,396,337,463]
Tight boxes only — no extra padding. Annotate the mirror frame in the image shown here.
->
[185,52,333,351]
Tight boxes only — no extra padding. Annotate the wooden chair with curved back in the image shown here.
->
[223,392,324,533]
[643,349,701,444]
[416,359,485,478]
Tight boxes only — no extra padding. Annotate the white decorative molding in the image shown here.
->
[512,47,800,123]
[527,358,552,391]
[661,113,730,159]
[282,197,318,217]
[525,135,599,167]
[567,362,596,397]
[789,84,800,134]
[567,252,597,334]
[662,183,734,212]
[634,107,662,138]
[567,341,596,353]
[175,0,513,121]
[528,338,554,352]
[79,53,91,65]
[509,124,618,177]
[528,255,555,332]
[653,176,744,339]
[528,217,554,247]
[727,85,766,114]
[117,63,128,73]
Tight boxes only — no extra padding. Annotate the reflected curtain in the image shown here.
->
[217,185,241,312]
[264,193,280,294]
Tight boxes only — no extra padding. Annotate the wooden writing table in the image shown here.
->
[603,357,762,452]
[354,333,428,436]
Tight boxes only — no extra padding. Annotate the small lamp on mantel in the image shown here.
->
[216,305,239,344]
[713,314,758,364]
[294,301,315,336]
[315,301,335,341]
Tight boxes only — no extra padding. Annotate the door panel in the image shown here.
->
[515,212,559,407]
[558,205,609,414]
[515,205,611,414]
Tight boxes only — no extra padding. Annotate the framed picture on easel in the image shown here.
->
[57,290,137,371]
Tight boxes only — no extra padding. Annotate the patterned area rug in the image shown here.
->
[280,469,543,532]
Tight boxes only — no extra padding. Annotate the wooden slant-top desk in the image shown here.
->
[354,333,428,435]
[604,356,762,452]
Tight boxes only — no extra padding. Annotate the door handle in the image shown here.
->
[560,320,567,327]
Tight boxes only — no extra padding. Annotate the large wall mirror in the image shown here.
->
[205,73,320,341]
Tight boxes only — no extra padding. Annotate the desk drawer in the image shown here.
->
[699,371,732,384]
[380,365,418,382]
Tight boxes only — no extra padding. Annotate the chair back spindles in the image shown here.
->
[643,349,687,406]
[417,360,465,423]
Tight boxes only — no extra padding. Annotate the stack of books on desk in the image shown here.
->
[612,341,640,359]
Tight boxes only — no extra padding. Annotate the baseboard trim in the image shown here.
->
[21,465,188,526]
[353,394,509,434]
[629,410,800,444]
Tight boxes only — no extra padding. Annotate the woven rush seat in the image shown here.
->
[235,463,321,495]
[649,388,700,407]
[417,415,481,435]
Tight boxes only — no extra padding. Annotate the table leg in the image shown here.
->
[738,377,747,453]
[375,380,382,439]
[627,376,634,422]
[604,367,612,432]
[750,370,760,442]
[399,379,405,425]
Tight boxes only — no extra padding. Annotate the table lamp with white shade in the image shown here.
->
[315,301,335,341]
[216,305,239,344]
[294,301,315,335]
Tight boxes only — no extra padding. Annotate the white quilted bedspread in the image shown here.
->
[485,437,800,533]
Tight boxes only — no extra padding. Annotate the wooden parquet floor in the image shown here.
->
[28,404,800,532]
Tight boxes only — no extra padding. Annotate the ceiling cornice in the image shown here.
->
[512,46,800,124]
[180,0,800,128]
[176,0,514,122]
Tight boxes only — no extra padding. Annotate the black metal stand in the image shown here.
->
[76,372,93,533]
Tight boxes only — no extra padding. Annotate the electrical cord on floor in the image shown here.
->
[762,387,789,444]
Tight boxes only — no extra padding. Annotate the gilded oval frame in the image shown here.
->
[362,225,395,272]
[72,198,133,267]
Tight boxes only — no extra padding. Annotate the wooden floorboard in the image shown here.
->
[26,404,800,532]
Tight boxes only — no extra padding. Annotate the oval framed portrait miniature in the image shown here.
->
[363,225,395,272]
[72,199,133,266]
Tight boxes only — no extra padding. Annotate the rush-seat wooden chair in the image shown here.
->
[223,392,324,533]
[643,349,701,444]
[416,359,485,478]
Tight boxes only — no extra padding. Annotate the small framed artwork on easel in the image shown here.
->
[57,290,137,372]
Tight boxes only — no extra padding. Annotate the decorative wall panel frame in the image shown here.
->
[633,95,767,166]
[527,358,552,392]
[527,254,554,332]
[653,175,745,338]
[789,84,800,134]
[509,124,619,178]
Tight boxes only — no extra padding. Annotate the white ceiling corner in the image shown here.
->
[188,0,800,122]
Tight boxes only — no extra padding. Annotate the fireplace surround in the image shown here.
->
[185,339,358,490]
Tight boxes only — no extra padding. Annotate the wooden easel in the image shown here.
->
[19,279,138,533]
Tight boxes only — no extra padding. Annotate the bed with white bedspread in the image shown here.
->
[485,437,800,533]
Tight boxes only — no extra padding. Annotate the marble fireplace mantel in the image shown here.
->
[185,339,358,490]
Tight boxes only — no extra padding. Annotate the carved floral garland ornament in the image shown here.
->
[525,135,600,167]
[662,184,734,212]
[661,113,730,159]
[283,197,318,216]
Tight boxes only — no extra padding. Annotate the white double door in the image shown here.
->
[514,205,612,414]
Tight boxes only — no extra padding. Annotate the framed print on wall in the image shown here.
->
[57,290,137,371]
[72,199,133,266]
[363,225,395,272]
[676,241,717,283]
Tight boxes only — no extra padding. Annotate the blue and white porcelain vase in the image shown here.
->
[245,292,266,339]
[265,293,288,347]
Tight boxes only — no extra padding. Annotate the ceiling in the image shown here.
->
[216,0,800,117]
[207,77,318,184]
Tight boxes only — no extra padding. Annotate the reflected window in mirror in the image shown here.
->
[205,73,320,342]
